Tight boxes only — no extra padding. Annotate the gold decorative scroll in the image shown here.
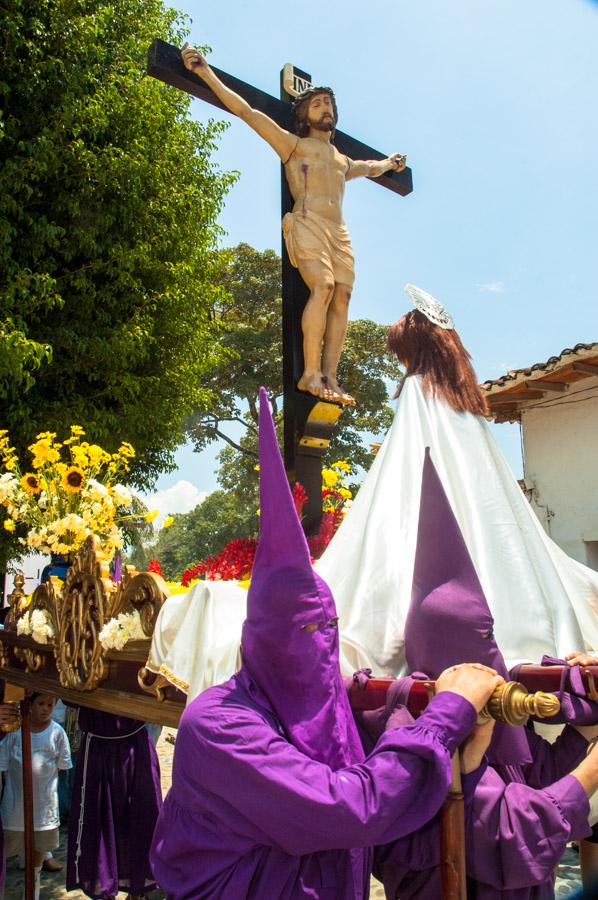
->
[13,647,45,674]
[6,536,168,693]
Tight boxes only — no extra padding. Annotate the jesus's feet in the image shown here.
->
[297,372,337,403]
[322,375,356,406]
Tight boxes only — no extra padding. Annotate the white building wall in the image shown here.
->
[521,375,598,567]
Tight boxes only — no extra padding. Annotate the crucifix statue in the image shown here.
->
[147,39,412,531]
[181,43,406,406]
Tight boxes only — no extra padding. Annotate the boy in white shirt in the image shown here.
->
[0,692,72,899]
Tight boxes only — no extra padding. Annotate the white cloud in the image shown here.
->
[141,480,209,525]
[477,281,505,294]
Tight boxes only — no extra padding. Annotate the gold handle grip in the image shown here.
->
[480,681,560,726]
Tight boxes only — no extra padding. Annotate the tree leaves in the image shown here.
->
[0,0,236,492]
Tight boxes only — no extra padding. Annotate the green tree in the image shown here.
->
[0,0,235,491]
[147,490,258,580]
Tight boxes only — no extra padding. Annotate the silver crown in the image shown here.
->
[404,284,454,330]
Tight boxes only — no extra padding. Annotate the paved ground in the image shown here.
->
[4,728,583,898]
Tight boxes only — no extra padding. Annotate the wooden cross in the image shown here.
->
[147,39,413,532]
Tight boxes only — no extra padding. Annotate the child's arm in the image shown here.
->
[56,724,72,770]
[0,728,12,769]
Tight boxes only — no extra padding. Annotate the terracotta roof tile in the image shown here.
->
[482,342,598,392]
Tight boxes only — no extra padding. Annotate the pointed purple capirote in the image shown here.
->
[405,448,532,765]
[241,387,364,770]
[253,386,313,575]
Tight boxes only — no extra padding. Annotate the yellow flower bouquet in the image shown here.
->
[0,426,137,559]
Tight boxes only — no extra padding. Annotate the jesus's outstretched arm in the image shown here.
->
[181,43,297,161]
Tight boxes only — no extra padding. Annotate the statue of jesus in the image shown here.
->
[182,43,406,405]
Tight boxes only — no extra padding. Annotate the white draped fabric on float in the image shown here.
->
[147,375,598,701]
[317,375,598,676]
[146,580,245,701]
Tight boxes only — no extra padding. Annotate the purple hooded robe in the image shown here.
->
[66,709,162,899]
[150,389,479,900]
[372,450,591,899]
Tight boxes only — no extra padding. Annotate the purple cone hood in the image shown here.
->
[405,448,532,765]
[241,388,364,769]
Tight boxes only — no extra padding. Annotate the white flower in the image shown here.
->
[99,611,145,651]
[83,479,109,501]
[111,484,132,507]
[15,609,54,644]
[0,472,17,503]
[16,611,30,636]
[58,513,87,533]
[30,609,54,644]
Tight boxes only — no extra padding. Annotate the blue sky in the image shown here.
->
[149,0,598,513]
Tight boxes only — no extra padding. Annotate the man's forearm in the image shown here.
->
[571,746,598,797]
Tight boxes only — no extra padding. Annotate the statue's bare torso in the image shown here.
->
[284,138,348,224]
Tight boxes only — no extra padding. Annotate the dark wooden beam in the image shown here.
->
[147,39,413,197]
[488,389,546,404]
[1,665,183,728]
[524,380,568,393]
[572,361,598,377]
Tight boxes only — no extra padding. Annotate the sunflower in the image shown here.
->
[20,473,42,495]
[61,466,85,493]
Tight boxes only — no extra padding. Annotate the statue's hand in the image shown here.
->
[389,152,407,172]
[181,42,209,76]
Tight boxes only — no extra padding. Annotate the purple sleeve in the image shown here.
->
[465,767,591,890]
[524,725,588,788]
[372,761,487,879]
[174,692,476,856]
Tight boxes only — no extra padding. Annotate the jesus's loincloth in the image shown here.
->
[282,209,355,288]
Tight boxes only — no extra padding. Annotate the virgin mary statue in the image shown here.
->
[316,284,598,676]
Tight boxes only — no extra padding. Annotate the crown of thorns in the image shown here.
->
[291,86,338,121]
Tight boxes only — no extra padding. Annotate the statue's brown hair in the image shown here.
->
[387,309,489,416]
[292,87,338,138]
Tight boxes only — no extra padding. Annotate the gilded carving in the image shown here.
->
[5,536,167,693]
[13,646,45,673]
[0,643,10,670]
[52,541,110,691]
[4,572,28,630]
[117,571,167,637]
[138,666,172,702]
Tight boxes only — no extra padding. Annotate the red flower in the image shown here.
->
[148,557,165,579]
[307,508,344,560]
[182,538,258,584]
[293,481,308,516]
[180,479,347,585]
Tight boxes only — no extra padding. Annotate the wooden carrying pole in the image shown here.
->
[20,695,35,900]
[440,752,467,900]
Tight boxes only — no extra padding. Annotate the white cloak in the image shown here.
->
[317,375,598,675]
